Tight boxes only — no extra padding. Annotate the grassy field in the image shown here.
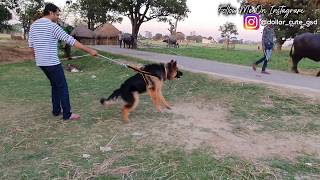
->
[138,41,320,75]
[1,51,320,179]
[0,33,11,40]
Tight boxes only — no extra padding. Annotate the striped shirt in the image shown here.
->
[28,18,76,66]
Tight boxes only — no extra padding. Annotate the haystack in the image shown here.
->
[70,25,95,45]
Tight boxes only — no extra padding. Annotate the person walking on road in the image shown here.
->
[252,24,275,74]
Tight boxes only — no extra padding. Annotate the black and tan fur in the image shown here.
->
[100,60,183,123]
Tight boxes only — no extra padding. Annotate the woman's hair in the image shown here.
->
[43,3,60,16]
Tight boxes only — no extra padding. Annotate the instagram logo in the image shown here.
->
[244,14,260,30]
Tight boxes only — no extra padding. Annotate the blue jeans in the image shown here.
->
[40,64,72,120]
[255,49,272,72]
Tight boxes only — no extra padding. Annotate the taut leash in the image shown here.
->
[96,54,156,77]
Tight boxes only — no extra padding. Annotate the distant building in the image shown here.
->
[153,33,163,40]
[176,32,185,42]
[202,37,216,44]
[94,23,120,45]
[70,25,95,45]
[187,35,202,43]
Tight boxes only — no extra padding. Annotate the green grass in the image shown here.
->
[139,46,320,74]
[1,51,320,179]
[271,157,320,179]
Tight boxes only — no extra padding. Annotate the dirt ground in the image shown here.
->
[142,102,320,161]
[0,40,33,64]
[2,39,319,162]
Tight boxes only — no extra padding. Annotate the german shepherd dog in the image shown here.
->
[100,60,183,123]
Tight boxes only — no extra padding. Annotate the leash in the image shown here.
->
[96,54,156,77]
[70,54,90,59]
[68,53,157,78]
[96,54,161,88]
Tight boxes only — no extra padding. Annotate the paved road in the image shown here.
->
[92,45,320,92]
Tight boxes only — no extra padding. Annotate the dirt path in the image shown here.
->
[132,102,320,161]
[0,40,33,64]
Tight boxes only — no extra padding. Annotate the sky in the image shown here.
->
[43,0,263,41]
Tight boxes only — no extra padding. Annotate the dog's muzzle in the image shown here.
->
[176,70,183,78]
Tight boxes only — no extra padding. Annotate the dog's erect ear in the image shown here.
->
[173,61,177,68]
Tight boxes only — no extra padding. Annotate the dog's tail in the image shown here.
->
[100,89,121,105]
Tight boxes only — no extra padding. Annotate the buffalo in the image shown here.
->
[163,37,179,48]
[122,34,134,48]
[290,33,320,76]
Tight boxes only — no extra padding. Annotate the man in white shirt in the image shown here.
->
[29,3,97,121]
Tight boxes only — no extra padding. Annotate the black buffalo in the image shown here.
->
[163,38,179,48]
[122,34,134,48]
[290,33,320,76]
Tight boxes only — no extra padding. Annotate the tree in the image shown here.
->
[166,15,186,36]
[15,0,44,39]
[153,33,163,40]
[70,0,122,30]
[219,22,238,49]
[168,20,175,35]
[1,0,19,9]
[239,0,320,51]
[0,4,12,32]
[0,0,21,32]
[112,0,190,48]
[270,0,320,50]
[176,32,185,41]
[186,35,202,43]
[58,1,74,24]
[137,33,144,40]
[163,0,190,36]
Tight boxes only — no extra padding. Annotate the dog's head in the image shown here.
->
[166,60,183,80]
